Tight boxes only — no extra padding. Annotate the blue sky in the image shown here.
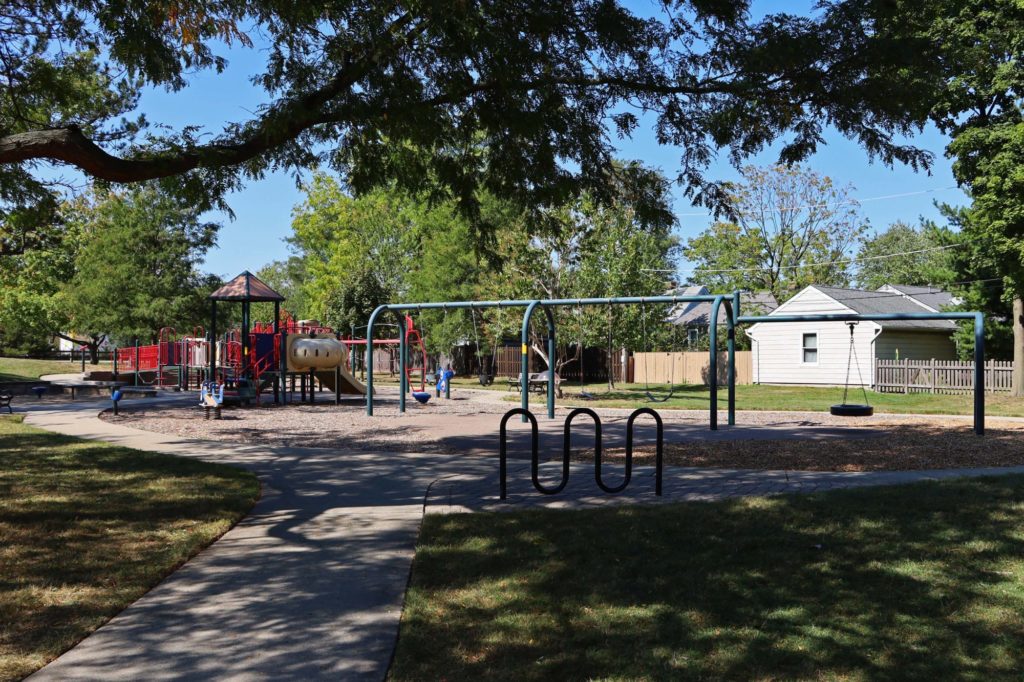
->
[132,1,968,280]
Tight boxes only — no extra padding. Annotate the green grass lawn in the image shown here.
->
[0,357,85,382]
[368,373,1024,417]
[392,476,1024,681]
[0,415,258,681]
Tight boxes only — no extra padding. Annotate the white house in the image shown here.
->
[745,285,958,387]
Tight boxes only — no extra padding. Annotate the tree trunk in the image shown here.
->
[1013,296,1023,397]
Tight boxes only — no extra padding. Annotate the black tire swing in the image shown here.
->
[640,301,680,403]
[831,321,874,417]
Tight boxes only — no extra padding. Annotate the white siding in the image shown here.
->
[875,331,956,361]
[746,287,879,386]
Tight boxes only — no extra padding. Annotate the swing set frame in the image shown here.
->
[364,291,988,436]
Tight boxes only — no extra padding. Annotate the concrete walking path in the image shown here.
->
[19,398,1024,680]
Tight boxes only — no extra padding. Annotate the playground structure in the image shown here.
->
[109,271,429,406]
[365,292,989,435]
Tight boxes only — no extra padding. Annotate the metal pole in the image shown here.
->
[134,339,140,387]
[726,300,736,427]
[350,324,357,374]
[274,301,281,404]
[445,313,451,398]
[209,301,217,384]
[242,301,250,382]
[365,305,386,416]
[975,312,985,436]
[544,305,556,419]
[708,296,724,431]
[521,301,542,419]
[398,313,407,413]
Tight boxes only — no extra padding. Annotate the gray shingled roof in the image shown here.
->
[813,286,956,330]
[671,290,778,327]
[881,284,954,312]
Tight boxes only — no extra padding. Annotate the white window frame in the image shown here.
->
[801,331,819,365]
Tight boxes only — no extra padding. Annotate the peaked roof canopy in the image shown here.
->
[209,271,285,302]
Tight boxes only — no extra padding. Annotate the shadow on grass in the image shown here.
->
[0,421,257,680]
[393,476,1024,680]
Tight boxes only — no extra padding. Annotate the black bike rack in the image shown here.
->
[627,407,663,496]
[499,408,538,500]
[499,407,663,499]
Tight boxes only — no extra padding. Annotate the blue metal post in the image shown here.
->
[708,296,724,430]
[521,301,541,418]
[726,300,736,426]
[365,305,386,415]
[975,312,985,436]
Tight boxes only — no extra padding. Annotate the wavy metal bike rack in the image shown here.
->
[499,407,663,499]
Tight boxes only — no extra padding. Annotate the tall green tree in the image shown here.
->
[683,165,867,302]
[0,221,80,355]
[64,185,220,351]
[0,1,955,250]
[855,220,958,290]
[288,174,421,324]
[253,258,309,322]
[900,0,1024,393]
[483,163,677,385]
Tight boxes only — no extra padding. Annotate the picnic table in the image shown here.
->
[49,380,126,400]
[507,372,562,396]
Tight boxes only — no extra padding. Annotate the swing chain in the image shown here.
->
[841,322,871,406]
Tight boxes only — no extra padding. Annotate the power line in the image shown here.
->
[676,186,960,217]
[680,243,962,276]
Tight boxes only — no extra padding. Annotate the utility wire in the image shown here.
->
[676,186,959,217]
[679,243,962,276]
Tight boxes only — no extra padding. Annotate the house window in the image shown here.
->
[802,333,818,363]
[687,328,700,347]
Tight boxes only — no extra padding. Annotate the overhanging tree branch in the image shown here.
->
[0,12,419,182]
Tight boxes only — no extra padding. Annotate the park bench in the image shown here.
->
[0,393,11,414]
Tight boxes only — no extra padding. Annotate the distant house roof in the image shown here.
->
[877,284,954,312]
[209,271,286,302]
[670,289,778,327]
[812,285,955,330]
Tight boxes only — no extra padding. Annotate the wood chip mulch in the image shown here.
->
[595,422,1024,472]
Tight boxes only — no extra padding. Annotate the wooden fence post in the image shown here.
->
[930,358,936,394]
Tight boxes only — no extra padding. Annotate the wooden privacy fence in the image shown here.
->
[874,359,1014,394]
[633,351,753,386]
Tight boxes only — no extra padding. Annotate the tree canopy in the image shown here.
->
[682,165,866,302]
[855,220,957,291]
[274,163,678,380]
[0,184,220,359]
[1,0,952,250]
